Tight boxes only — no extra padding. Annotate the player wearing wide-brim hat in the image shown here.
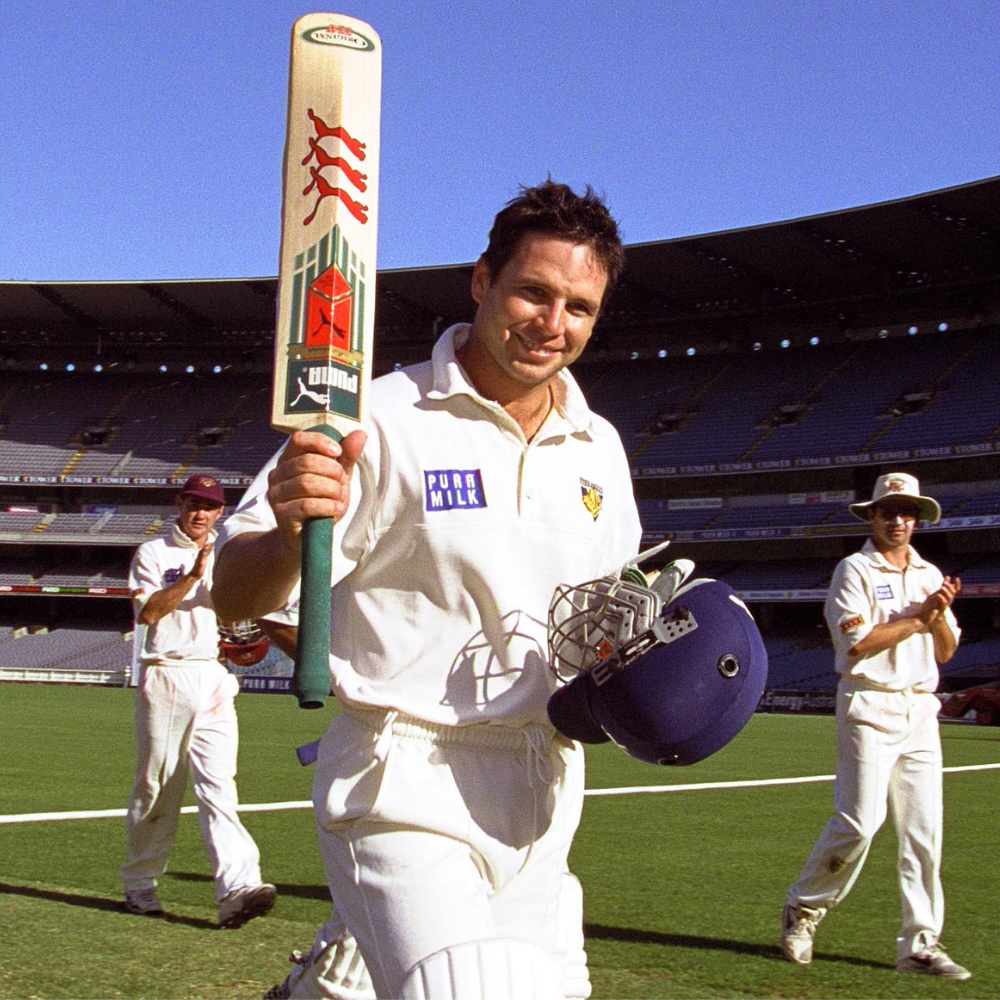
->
[780,471,969,980]
[847,472,941,524]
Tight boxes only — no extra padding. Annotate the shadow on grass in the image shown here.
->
[0,880,218,929]
[168,870,331,902]
[584,922,895,970]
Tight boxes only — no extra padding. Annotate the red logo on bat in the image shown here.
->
[304,110,366,161]
[303,168,368,225]
[305,263,353,350]
[302,109,369,225]
[302,137,367,190]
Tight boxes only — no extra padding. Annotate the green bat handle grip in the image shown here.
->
[292,424,342,709]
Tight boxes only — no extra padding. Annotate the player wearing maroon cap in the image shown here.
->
[121,474,276,927]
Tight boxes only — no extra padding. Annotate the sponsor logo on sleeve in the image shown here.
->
[839,614,864,634]
[424,470,487,511]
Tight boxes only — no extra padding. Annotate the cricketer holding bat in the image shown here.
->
[213,181,641,999]
[781,474,970,980]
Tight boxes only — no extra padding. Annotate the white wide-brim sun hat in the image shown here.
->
[848,472,942,523]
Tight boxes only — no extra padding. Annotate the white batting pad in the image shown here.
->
[399,938,561,1000]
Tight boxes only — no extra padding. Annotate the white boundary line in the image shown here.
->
[585,763,1000,797]
[2,763,997,825]
[0,800,314,825]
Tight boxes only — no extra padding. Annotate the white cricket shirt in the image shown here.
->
[130,523,220,667]
[824,538,960,692]
[220,324,641,726]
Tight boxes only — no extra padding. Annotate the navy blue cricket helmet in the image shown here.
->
[547,572,768,765]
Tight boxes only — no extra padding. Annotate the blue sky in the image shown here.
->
[1,0,997,280]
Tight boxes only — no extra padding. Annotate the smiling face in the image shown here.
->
[460,232,608,407]
[175,495,223,545]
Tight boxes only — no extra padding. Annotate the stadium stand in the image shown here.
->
[755,635,837,692]
[0,372,280,483]
[2,176,998,704]
[588,329,1000,475]
[0,626,132,683]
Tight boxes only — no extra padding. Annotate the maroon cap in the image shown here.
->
[179,474,225,506]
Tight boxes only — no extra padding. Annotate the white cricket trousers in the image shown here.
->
[311,707,590,1000]
[121,662,263,900]
[787,682,945,959]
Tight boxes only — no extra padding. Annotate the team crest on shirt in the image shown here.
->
[424,469,487,511]
[875,584,894,600]
[839,614,864,634]
[580,478,603,521]
[163,568,184,585]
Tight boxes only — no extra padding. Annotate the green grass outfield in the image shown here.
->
[1,683,998,1000]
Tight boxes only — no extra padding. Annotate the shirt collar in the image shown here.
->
[171,521,216,550]
[427,323,595,434]
[861,537,928,570]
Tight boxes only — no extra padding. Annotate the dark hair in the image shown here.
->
[479,179,624,297]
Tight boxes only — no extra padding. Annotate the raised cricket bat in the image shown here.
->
[272,13,381,708]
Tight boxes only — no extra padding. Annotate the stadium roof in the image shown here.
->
[2,174,998,367]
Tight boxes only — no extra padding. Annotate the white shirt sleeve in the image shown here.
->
[824,557,873,659]
[128,542,159,619]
